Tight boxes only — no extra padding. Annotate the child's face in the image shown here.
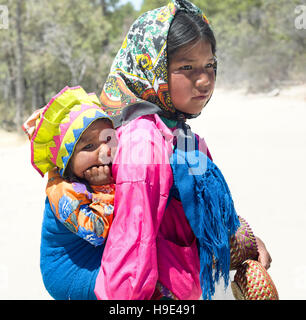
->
[69,119,116,185]
[168,40,215,115]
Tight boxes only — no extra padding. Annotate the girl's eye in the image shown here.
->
[179,65,192,71]
[106,136,112,142]
[82,143,94,151]
[205,62,217,69]
[206,58,217,70]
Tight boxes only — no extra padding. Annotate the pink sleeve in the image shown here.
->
[94,116,173,300]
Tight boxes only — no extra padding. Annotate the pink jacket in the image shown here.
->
[94,114,211,300]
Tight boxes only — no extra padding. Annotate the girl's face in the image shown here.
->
[69,119,115,183]
[168,40,215,115]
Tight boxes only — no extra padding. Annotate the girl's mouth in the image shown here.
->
[192,95,208,101]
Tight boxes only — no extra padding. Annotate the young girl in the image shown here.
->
[94,0,272,300]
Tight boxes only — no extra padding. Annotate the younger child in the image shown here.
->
[24,86,116,247]
[24,85,177,300]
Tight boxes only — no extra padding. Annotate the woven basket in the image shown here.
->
[230,216,258,270]
[231,259,279,300]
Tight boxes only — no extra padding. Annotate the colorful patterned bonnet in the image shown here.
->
[100,0,212,128]
[28,86,113,177]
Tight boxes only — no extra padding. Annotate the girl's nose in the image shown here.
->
[195,71,211,89]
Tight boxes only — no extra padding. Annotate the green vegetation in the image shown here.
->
[0,0,305,131]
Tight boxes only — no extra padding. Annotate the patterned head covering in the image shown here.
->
[100,0,212,128]
[26,86,113,177]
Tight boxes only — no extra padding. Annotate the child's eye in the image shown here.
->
[179,65,192,71]
[106,136,112,142]
[82,144,94,151]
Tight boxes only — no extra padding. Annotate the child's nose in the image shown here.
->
[98,144,112,164]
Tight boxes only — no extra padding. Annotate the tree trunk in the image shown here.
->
[31,80,39,112]
[100,0,107,16]
[4,51,14,110]
[15,0,25,131]
[40,65,47,106]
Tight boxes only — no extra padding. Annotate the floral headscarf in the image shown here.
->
[100,0,211,128]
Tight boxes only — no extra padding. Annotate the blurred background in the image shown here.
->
[0,0,305,300]
[0,0,305,131]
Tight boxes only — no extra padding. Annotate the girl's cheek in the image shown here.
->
[169,74,186,94]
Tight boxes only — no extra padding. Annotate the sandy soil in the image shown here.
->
[0,85,305,300]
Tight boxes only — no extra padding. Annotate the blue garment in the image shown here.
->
[40,123,239,300]
[169,125,240,300]
[40,198,105,300]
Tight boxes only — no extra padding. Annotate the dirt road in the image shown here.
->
[1,85,305,299]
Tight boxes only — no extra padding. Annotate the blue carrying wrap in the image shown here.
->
[40,198,105,300]
[169,124,240,300]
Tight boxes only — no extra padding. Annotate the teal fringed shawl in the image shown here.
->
[169,125,240,300]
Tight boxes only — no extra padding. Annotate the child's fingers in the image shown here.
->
[92,166,99,176]
[95,165,110,177]
[84,167,97,179]
[103,165,110,175]
[84,169,92,180]
[84,165,112,185]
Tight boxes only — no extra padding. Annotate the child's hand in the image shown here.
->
[256,236,272,270]
[84,165,114,186]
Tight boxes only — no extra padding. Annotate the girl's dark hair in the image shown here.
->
[167,10,216,60]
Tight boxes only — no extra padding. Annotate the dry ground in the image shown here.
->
[0,84,305,299]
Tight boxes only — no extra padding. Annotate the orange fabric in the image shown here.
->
[46,168,115,245]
